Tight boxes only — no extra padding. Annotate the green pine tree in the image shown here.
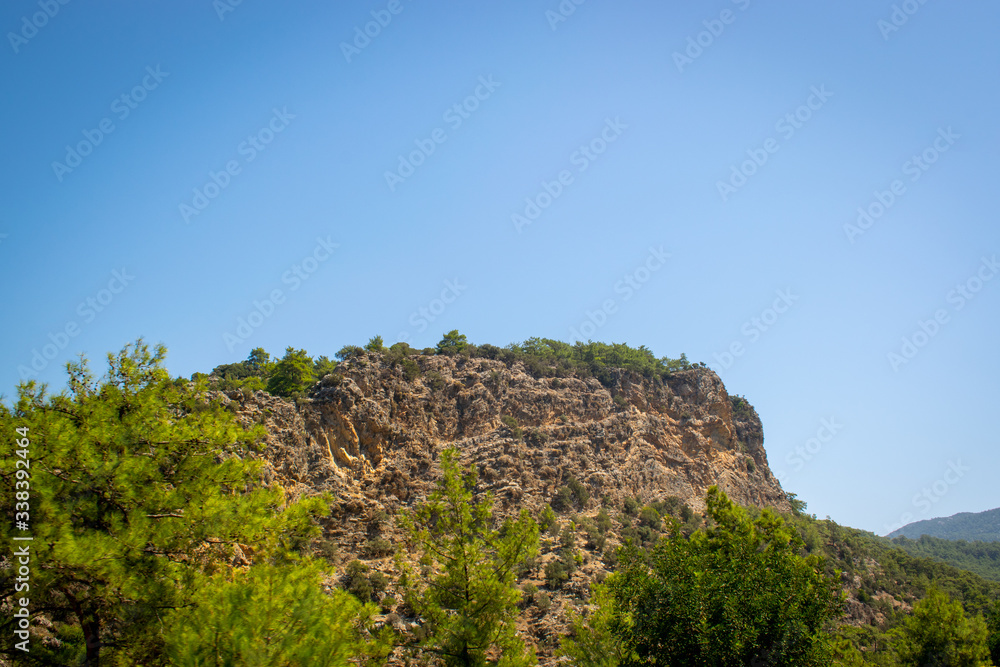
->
[163,559,390,666]
[396,447,538,666]
[892,587,994,666]
[0,341,329,665]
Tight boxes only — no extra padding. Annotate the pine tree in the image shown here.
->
[0,341,328,665]
[396,447,538,666]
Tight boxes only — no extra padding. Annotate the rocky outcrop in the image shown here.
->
[225,353,787,514]
[218,351,790,662]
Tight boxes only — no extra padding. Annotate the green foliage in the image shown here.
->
[365,335,385,352]
[567,477,591,507]
[436,330,468,356]
[557,585,630,667]
[396,447,539,666]
[623,497,640,516]
[891,534,1000,583]
[892,587,993,666]
[207,346,275,391]
[608,487,844,666]
[785,514,1000,620]
[313,354,338,379]
[267,346,319,397]
[501,414,523,440]
[539,504,559,534]
[363,537,394,559]
[889,508,1000,542]
[545,548,578,590]
[345,559,374,601]
[730,394,755,421]
[163,560,388,666]
[596,508,613,535]
[336,344,365,361]
[988,600,1000,665]
[425,370,446,392]
[0,341,330,665]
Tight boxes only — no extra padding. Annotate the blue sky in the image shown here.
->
[2,0,998,535]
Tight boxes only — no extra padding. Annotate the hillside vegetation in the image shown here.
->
[889,508,1000,543]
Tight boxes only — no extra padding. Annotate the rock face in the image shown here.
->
[220,351,790,661]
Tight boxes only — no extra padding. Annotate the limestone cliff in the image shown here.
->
[218,350,790,661]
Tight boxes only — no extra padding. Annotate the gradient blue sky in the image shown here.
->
[2,1,998,535]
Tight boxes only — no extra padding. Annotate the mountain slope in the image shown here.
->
[888,507,1000,542]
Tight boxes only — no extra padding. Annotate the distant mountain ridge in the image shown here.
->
[888,507,1000,542]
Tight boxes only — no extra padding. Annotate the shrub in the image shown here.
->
[551,486,575,513]
[566,477,590,507]
[623,497,640,516]
[344,560,373,602]
[638,506,662,531]
[365,336,385,353]
[536,591,551,612]
[596,508,613,535]
[538,504,558,534]
[545,548,577,589]
[401,358,421,381]
[335,345,364,361]
[362,537,393,559]
[425,371,446,392]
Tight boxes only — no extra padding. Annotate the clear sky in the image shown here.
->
[2,1,997,535]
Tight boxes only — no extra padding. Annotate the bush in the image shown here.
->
[336,345,365,361]
[500,415,523,440]
[344,560,373,602]
[401,358,421,381]
[624,497,640,516]
[566,477,590,507]
[596,508,613,535]
[551,486,575,513]
[545,548,577,589]
[425,371,446,392]
[362,537,393,559]
[538,504,558,534]
[365,336,385,353]
[638,505,662,531]
[536,591,551,612]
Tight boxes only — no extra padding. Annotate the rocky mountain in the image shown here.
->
[215,349,789,660]
[888,507,1000,542]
